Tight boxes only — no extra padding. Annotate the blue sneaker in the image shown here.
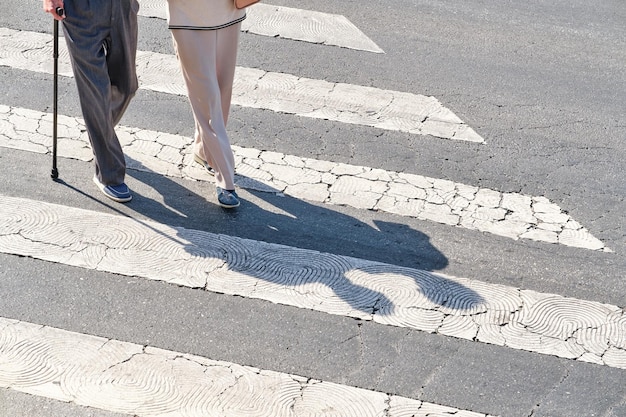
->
[93,175,132,203]
[216,187,240,208]
[193,153,215,176]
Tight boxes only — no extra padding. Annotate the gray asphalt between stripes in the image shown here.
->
[1,389,127,417]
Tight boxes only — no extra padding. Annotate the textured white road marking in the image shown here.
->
[137,1,385,53]
[0,28,483,142]
[0,105,608,251]
[0,196,624,369]
[0,318,493,417]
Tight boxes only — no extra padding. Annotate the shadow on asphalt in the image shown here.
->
[49,155,484,317]
[115,157,484,316]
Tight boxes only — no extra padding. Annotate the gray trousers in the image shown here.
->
[62,0,139,186]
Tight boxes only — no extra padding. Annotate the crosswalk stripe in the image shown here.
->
[0,27,483,143]
[0,104,608,251]
[136,0,386,53]
[1,195,624,370]
[0,317,493,417]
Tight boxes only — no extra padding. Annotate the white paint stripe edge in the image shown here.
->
[244,4,385,53]
[0,318,493,417]
[0,196,624,370]
[137,0,386,53]
[0,27,483,142]
[0,104,608,251]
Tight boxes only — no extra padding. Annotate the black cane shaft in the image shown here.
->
[51,18,59,179]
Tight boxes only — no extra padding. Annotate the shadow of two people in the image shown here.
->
[113,157,484,318]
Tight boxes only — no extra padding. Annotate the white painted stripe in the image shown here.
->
[0,317,492,417]
[244,4,385,53]
[0,28,483,142]
[137,0,385,53]
[0,196,624,370]
[0,105,607,250]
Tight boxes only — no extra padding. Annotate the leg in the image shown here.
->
[215,22,241,126]
[191,23,240,173]
[171,29,237,191]
[108,0,139,126]
[61,0,131,186]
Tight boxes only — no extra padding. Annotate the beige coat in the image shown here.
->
[167,0,246,30]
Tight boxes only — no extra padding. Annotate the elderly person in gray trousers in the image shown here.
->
[43,0,139,203]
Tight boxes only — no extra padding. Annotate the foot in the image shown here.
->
[93,175,132,203]
[216,187,240,208]
[193,153,215,176]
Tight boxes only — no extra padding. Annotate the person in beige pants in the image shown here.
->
[167,0,246,208]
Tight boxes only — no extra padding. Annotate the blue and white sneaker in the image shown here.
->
[93,175,132,203]
[216,187,240,208]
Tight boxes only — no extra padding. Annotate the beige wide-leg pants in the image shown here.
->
[171,23,241,190]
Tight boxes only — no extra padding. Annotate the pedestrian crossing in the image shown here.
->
[0,104,609,251]
[0,106,610,252]
[1,28,612,251]
[1,3,624,417]
[0,317,491,417]
[0,27,483,142]
[0,195,624,370]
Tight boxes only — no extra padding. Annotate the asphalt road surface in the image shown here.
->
[0,1,624,416]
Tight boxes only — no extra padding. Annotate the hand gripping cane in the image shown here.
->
[51,7,63,180]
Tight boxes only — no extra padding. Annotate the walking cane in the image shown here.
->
[51,7,63,180]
